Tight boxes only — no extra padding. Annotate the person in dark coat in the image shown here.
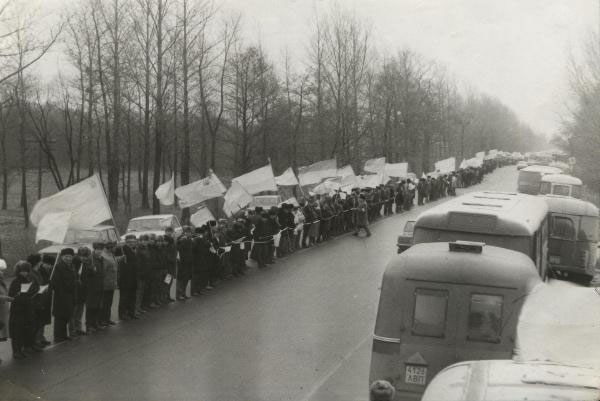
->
[119,235,138,320]
[191,226,211,294]
[176,227,194,300]
[353,194,371,237]
[135,235,152,312]
[9,261,40,358]
[100,242,118,325]
[226,222,246,276]
[82,242,105,332]
[69,247,88,337]
[27,253,51,347]
[161,233,176,303]
[51,248,77,343]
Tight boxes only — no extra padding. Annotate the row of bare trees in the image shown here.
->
[0,0,546,225]
[555,31,600,196]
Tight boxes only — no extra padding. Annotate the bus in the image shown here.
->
[421,360,600,401]
[413,191,550,279]
[540,174,583,198]
[369,241,541,401]
[517,165,562,195]
[543,195,599,284]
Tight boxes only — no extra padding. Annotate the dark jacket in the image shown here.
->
[8,275,38,339]
[51,259,77,319]
[177,235,194,279]
[81,255,104,308]
[135,245,152,280]
[119,245,138,290]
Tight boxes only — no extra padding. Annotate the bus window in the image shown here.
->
[550,216,576,240]
[412,289,448,338]
[552,184,571,197]
[578,217,599,242]
[539,182,551,194]
[571,186,583,198]
[467,294,503,343]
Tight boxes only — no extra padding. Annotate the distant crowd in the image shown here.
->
[0,163,498,363]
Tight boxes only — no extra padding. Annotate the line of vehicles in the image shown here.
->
[380,157,600,400]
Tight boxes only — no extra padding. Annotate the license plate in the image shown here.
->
[405,365,427,385]
[549,255,560,264]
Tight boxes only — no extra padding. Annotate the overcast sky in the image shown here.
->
[37,0,599,137]
[217,0,598,137]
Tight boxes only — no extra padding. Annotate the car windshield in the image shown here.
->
[63,229,104,244]
[519,171,540,184]
[404,221,415,233]
[551,184,571,197]
[128,218,172,231]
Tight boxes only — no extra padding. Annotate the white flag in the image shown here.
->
[223,181,254,217]
[364,157,386,173]
[275,167,299,186]
[298,159,337,186]
[384,162,408,178]
[35,211,73,243]
[459,159,468,169]
[30,174,112,229]
[175,172,227,208]
[313,178,341,195]
[155,174,175,206]
[190,205,215,227]
[434,157,456,174]
[233,164,277,195]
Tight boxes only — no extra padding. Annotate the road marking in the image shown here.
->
[297,333,372,401]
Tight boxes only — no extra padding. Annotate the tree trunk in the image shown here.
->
[152,0,164,214]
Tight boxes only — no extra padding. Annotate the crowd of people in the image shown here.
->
[0,165,493,363]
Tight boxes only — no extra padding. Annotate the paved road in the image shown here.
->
[0,166,519,401]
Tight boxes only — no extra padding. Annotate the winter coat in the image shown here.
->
[0,274,9,338]
[101,251,118,290]
[135,245,152,280]
[176,235,194,279]
[81,255,104,308]
[51,260,77,319]
[8,275,38,340]
[31,262,52,325]
[119,246,138,290]
[356,198,369,227]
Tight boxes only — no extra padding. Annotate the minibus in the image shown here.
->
[369,241,541,400]
[544,195,599,284]
[413,191,550,279]
[421,360,600,401]
[517,165,562,195]
[539,174,583,198]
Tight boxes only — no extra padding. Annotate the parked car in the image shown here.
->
[396,220,416,253]
[122,214,183,240]
[39,225,121,258]
[516,160,528,170]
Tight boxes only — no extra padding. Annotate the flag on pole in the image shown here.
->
[337,165,357,188]
[384,162,408,178]
[275,167,299,186]
[30,174,112,229]
[298,159,337,186]
[155,173,175,206]
[459,159,468,169]
[223,181,254,217]
[175,171,227,208]
[434,157,456,174]
[35,211,73,243]
[364,157,386,173]
[233,164,277,195]
[190,205,216,227]
[313,178,341,195]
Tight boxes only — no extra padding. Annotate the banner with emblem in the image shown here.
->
[175,171,227,208]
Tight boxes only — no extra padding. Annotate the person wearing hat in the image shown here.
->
[51,248,77,342]
[0,256,13,362]
[69,247,89,336]
[29,254,52,347]
[9,261,39,359]
[119,235,138,319]
[369,380,395,401]
[353,194,371,237]
[82,242,105,332]
[135,235,152,313]
[100,242,118,325]
[176,228,194,300]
